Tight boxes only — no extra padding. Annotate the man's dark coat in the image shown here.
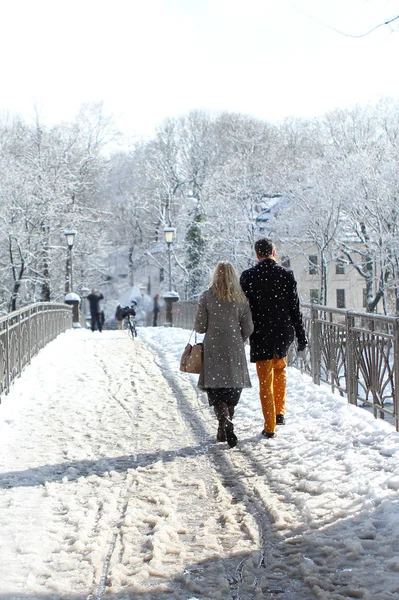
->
[87,292,104,315]
[240,258,307,362]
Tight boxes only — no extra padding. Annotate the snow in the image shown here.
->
[1,326,399,599]
[64,292,80,302]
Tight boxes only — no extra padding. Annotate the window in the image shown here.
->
[159,267,164,283]
[336,260,346,275]
[309,255,318,274]
[310,289,319,304]
[281,256,291,268]
[336,289,346,308]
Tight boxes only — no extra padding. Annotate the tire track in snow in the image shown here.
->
[86,337,142,599]
[224,447,316,600]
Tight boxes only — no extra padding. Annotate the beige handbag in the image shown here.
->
[180,332,203,374]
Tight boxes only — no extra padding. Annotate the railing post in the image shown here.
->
[346,312,356,405]
[43,305,47,346]
[311,305,320,385]
[5,319,10,394]
[28,306,32,365]
[17,312,22,376]
[34,305,38,353]
[394,319,399,431]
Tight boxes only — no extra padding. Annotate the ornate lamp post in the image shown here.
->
[163,226,179,326]
[163,227,175,290]
[64,230,77,293]
[63,230,80,326]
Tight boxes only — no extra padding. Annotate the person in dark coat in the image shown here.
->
[194,260,254,448]
[87,288,104,332]
[240,238,307,438]
[153,294,161,327]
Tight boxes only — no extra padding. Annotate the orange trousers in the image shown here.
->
[256,356,287,434]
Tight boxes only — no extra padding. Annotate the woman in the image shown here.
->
[115,304,124,330]
[194,261,254,447]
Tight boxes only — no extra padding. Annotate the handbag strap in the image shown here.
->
[188,329,197,344]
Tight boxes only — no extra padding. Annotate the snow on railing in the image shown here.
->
[0,303,72,401]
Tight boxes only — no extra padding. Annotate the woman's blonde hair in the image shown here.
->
[210,260,246,303]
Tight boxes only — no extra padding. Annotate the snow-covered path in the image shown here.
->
[1,328,399,600]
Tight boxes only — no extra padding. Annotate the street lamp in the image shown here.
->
[163,226,179,326]
[163,226,176,291]
[64,230,77,293]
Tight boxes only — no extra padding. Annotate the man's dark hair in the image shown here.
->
[255,238,275,258]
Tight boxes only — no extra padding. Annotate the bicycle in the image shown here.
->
[126,313,137,339]
[121,304,138,339]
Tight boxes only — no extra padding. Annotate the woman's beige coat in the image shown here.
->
[194,289,254,390]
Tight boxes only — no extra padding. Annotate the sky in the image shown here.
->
[0,0,398,140]
[1,325,399,597]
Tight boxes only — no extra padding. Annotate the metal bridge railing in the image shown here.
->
[157,299,199,329]
[164,299,399,431]
[291,304,399,431]
[0,303,73,400]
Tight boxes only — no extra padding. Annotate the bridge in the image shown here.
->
[4,300,398,428]
[0,314,399,598]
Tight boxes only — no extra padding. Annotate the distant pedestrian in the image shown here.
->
[240,238,307,438]
[87,288,104,332]
[115,304,124,330]
[153,294,161,326]
[194,261,253,448]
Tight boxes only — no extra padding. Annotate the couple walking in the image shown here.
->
[194,238,307,448]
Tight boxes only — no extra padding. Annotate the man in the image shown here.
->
[240,238,307,438]
[87,288,104,332]
[153,294,161,327]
